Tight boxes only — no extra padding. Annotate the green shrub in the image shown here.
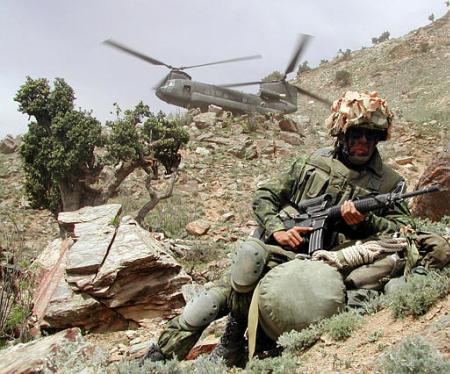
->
[385,272,449,319]
[277,325,321,353]
[368,329,384,343]
[376,335,450,374]
[320,311,364,340]
[245,354,298,373]
[372,31,390,45]
[113,356,228,374]
[412,216,449,237]
[335,70,352,87]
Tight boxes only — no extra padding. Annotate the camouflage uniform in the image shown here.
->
[156,146,412,360]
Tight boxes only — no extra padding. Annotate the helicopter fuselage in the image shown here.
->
[155,79,297,114]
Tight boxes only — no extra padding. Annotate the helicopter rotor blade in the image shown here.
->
[293,85,332,106]
[103,39,173,69]
[180,54,262,70]
[284,34,313,77]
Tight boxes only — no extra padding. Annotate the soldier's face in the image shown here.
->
[345,128,380,158]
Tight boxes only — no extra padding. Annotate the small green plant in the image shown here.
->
[361,293,386,315]
[245,354,298,374]
[385,272,449,319]
[277,325,321,353]
[376,335,450,374]
[368,329,384,343]
[335,70,352,87]
[320,311,364,340]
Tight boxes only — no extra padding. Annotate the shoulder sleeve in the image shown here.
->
[252,157,307,237]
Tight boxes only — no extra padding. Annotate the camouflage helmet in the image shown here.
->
[325,91,393,141]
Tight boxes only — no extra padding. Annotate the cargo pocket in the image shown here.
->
[304,171,329,199]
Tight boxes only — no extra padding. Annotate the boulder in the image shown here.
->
[32,205,191,332]
[410,151,450,221]
[193,112,217,129]
[186,219,211,236]
[208,104,223,114]
[278,118,299,133]
[0,328,107,374]
[0,134,19,154]
[279,131,304,146]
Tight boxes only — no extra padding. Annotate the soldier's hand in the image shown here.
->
[273,226,313,249]
[341,200,365,225]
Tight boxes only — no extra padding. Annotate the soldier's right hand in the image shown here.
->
[273,227,313,249]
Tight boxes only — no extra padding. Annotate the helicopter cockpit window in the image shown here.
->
[183,85,191,93]
[162,80,175,89]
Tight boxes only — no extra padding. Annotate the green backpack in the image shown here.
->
[248,259,345,357]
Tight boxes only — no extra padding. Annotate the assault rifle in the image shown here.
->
[276,185,440,256]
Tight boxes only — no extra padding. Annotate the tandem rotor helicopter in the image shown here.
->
[103,34,331,115]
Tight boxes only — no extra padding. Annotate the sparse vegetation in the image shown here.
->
[297,61,311,75]
[372,31,390,45]
[428,13,435,22]
[144,193,202,238]
[320,311,364,340]
[277,325,321,352]
[319,59,329,65]
[0,215,35,347]
[376,335,450,374]
[245,354,298,374]
[385,271,449,319]
[337,48,352,60]
[335,70,352,87]
[112,356,228,374]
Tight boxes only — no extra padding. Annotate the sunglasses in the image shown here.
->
[346,128,382,142]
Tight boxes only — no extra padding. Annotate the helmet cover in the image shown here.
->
[325,91,393,140]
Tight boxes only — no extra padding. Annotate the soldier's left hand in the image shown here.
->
[340,200,365,225]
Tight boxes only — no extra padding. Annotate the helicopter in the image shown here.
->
[103,35,331,115]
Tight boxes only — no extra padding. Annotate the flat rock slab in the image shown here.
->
[44,275,128,331]
[58,203,121,237]
[0,328,107,374]
[35,206,191,331]
[65,227,115,275]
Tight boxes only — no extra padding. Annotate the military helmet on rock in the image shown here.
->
[325,91,393,141]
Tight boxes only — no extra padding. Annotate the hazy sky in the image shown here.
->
[1,0,447,137]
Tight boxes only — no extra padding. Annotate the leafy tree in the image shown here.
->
[261,70,284,82]
[297,61,311,75]
[428,13,435,22]
[371,31,390,45]
[16,77,189,220]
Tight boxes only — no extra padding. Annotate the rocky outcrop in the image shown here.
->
[0,134,21,154]
[410,151,450,221]
[32,204,191,332]
[0,328,106,374]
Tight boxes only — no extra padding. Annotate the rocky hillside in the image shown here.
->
[0,11,449,374]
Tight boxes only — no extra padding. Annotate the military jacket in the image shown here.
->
[252,148,413,242]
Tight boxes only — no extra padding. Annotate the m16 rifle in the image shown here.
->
[275,185,441,256]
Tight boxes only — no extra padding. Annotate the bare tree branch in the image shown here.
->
[135,169,179,225]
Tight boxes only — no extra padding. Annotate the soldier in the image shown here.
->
[145,91,415,366]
